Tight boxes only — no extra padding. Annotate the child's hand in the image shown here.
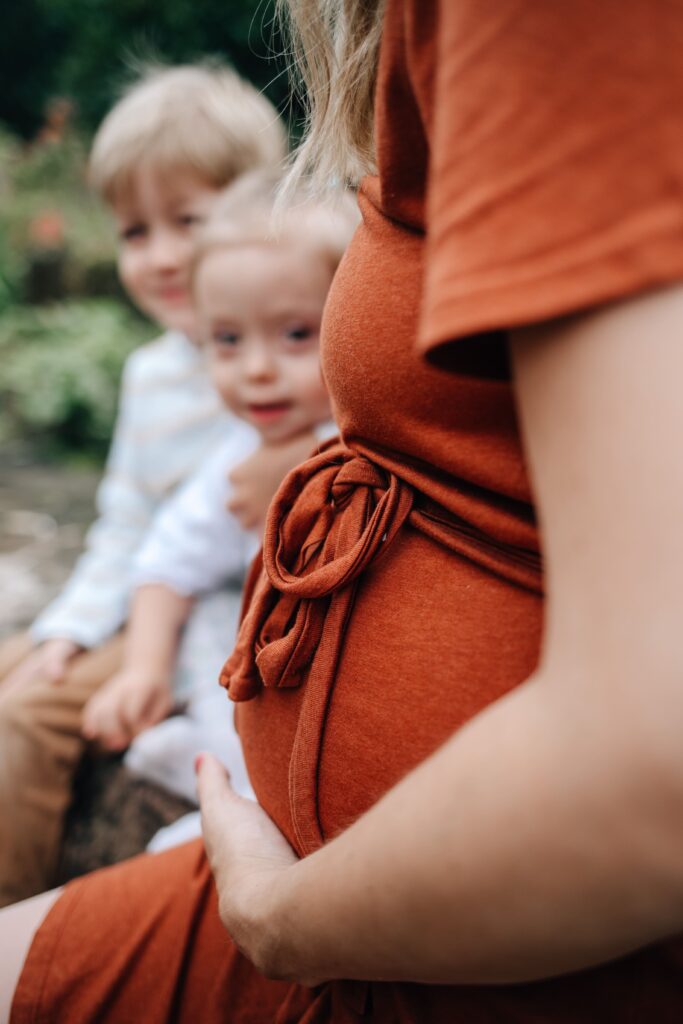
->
[0,638,81,694]
[82,668,173,751]
[228,431,318,533]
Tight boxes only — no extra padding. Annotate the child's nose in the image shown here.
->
[148,227,185,272]
[244,344,277,380]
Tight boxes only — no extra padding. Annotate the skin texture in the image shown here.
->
[194,284,683,986]
[114,166,222,340]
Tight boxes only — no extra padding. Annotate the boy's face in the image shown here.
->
[196,243,333,443]
[113,166,220,339]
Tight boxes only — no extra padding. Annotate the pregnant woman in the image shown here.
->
[4,1,683,1020]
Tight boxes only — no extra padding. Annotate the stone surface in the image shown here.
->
[0,457,98,638]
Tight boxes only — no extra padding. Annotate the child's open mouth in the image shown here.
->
[158,286,189,303]
[247,402,292,424]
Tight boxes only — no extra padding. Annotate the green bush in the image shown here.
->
[0,300,155,461]
[1,127,117,304]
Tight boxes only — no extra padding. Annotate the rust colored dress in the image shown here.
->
[13,1,683,1021]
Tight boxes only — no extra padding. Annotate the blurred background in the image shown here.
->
[0,0,292,637]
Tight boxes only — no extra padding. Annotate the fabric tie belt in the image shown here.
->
[220,441,541,704]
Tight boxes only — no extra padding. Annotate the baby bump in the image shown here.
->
[236,525,542,854]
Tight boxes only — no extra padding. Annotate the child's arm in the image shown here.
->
[82,429,260,749]
[82,584,191,751]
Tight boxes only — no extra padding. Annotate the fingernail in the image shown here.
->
[194,753,204,774]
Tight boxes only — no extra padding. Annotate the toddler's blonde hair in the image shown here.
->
[194,167,359,279]
[89,63,287,204]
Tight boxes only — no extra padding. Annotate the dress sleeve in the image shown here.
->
[418,0,683,362]
[31,356,157,648]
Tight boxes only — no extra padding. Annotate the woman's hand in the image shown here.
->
[196,754,319,983]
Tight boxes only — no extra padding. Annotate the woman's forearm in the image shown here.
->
[268,666,683,985]
[124,584,194,679]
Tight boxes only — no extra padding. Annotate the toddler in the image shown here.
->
[82,170,358,820]
[0,64,294,907]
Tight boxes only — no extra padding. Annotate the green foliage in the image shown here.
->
[0,0,295,140]
[0,300,155,461]
[0,123,118,316]
[0,128,134,463]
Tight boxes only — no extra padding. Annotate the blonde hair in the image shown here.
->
[89,63,287,204]
[277,0,385,193]
[194,166,359,278]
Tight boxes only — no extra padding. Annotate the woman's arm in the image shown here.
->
[199,284,683,985]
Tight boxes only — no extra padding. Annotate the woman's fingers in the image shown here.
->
[196,753,303,975]
[197,753,298,886]
[196,754,237,868]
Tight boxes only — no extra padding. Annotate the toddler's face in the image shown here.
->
[113,167,220,339]
[196,243,333,442]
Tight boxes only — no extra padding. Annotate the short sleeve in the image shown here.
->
[417,0,683,361]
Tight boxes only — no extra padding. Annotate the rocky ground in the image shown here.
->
[0,457,98,640]
[1,454,194,883]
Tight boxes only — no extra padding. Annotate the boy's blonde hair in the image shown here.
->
[89,63,287,203]
[194,167,359,280]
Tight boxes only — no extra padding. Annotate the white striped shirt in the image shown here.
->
[31,331,235,648]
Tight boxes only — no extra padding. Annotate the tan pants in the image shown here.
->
[0,632,124,907]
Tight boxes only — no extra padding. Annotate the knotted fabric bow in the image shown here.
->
[221,442,413,702]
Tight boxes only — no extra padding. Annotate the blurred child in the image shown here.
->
[0,64,298,907]
[81,170,358,825]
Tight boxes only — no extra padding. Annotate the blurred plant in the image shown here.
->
[3,126,117,293]
[0,300,155,461]
[0,127,26,310]
[1,0,294,140]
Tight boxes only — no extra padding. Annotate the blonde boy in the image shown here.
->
[0,64,294,907]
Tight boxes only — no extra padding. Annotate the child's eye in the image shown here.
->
[177,213,202,229]
[120,223,147,242]
[284,325,312,342]
[213,329,240,347]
